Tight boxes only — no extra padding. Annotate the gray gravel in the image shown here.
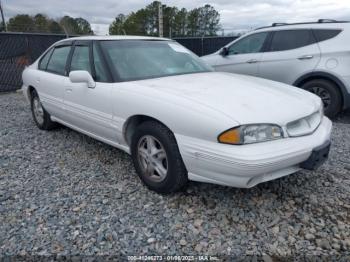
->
[0,92,350,258]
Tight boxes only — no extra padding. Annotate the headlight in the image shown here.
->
[218,124,283,145]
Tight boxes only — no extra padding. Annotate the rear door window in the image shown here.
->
[46,46,71,75]
[269,30,316,52]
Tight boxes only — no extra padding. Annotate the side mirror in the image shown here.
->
[69,70,96,88]
[220,47,229,57]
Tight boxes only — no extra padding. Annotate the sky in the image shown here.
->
[2,0,350,35]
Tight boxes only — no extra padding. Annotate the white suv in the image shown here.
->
[202,20,350,118]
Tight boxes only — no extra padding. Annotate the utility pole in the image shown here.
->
[62,25,69,38]
[0,0,6,32]
[158,2,163,37]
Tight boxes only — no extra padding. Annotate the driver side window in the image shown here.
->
[228,32,268,55]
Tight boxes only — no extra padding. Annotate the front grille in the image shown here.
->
[286,111,322,137]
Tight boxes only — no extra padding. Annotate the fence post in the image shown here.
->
[201,36,204,56]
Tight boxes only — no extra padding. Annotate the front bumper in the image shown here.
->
[300,140,331,170]
[176,116,332,188]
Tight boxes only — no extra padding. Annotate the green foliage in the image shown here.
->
[109,1,221,37]
[75,17,93,35]
[109,14,126,35]
[48,20,63,34]
[6,13,92,35]
[34,14,49,32]
[7,14,35,32]
[59,16,79,34]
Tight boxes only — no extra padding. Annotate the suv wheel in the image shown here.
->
[30,89,57,130]
[302,79,342,118]
[131,121,188,194]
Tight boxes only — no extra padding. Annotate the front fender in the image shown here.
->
[112,84,239,146]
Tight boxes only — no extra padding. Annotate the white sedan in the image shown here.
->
[22,36,332,193]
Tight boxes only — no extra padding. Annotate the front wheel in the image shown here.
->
[302,79,342,118]
[131,121,188,194]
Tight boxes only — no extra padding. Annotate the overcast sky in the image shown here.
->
[2,0,350,35]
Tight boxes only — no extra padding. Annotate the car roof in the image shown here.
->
[57,35,171,44]
[255,22,350,33]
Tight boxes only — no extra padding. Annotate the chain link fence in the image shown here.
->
[174,36,238,57]
[0,33,238,92]
[0,32,67,92]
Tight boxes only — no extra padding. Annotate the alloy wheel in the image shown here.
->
[33,96,44,125]
[137,135,168,182]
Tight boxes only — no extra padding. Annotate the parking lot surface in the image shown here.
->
[0,92,350,258]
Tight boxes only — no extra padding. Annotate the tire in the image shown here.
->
[30,89,57,130]
[302,79,342,118]
[131,121,188,194]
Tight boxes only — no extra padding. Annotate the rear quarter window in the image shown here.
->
[313,29,342,43]
[269,30,315,52]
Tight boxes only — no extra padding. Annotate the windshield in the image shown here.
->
[100,40,213,82]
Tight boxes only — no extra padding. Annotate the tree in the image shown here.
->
[34,13,49,32]
[187,8,200,36]
[123,9,150,36]
[163,6,177,37]
[7,14,35,32]
[6,13,91,34]
[109,14,126,35]
[187,5,220,36]
[122,12,139,35]
[198,5,221,36]
[75,17,93,35]
[48,20,63,34]
[109,2,221,37]
[59,15,79,35]
[173,8,188,37]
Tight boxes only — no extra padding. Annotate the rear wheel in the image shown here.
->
[30,89,57,130]
[302,79,342,118]
[131,121,188,194]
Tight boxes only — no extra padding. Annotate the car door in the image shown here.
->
[36,43,72,119]
[259,29,321,85]
[63,40,116,142]
[213,32,269,77]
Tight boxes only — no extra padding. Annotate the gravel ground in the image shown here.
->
[0,92,350,259]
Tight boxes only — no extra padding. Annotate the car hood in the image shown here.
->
[137,72,321,125]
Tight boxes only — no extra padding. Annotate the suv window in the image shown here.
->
[313,29,342,43]
[93,43,109,82]
[228,32,268,55]
[46,46,71,75]
[39,48,53,70]
[70,45,91,73]
[269,30,315,52]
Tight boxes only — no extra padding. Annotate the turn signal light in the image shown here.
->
[218,128,242,145]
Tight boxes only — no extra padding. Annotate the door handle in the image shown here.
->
[298,55,314,60]
[65,88,73,93]
[246,59,259,64]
